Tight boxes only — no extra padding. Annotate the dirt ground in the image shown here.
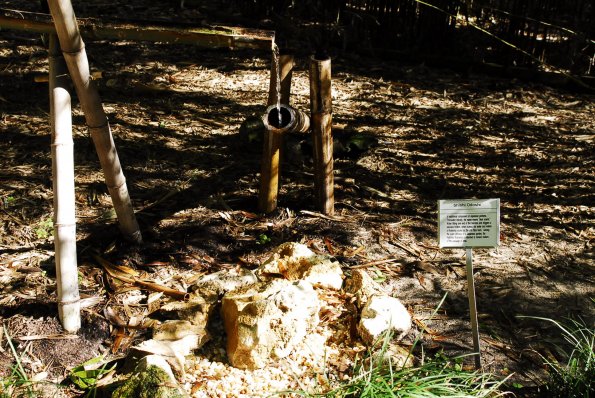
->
[0,1,594,397]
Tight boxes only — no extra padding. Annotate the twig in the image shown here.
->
[300,210,345,221]
[350,258,403,269]
[0,208,23,225]
[391,239,421,258]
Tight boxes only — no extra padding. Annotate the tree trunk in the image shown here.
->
[47,0,142,243]
[49,33,80,333]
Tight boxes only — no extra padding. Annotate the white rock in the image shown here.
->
[357,295,411,345]
[192,268,258,299]
[344,269,385,308]
[222,279,320,370]
[256,242,344,290]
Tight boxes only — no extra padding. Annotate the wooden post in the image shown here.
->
[258,50,294,213]
[47,0,142,243]
[49,33,80,333]
[309,55,334,215]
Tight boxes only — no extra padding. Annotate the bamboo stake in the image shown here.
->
[47,0,142,243]
[49,33,80,333]
[309,55,334,215]
[258,50,294,213]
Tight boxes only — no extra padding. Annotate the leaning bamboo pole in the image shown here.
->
[258,49,295,213]
[49,33,80,333]
[47,0,142,243]
[309,55,334,215]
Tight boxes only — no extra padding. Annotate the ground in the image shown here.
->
[0,1,594,397]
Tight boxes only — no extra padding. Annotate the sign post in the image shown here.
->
[438,199,500,369]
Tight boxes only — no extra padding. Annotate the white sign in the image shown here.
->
[438,199,500,248]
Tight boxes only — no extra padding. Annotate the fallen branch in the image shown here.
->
[93,254,188,301]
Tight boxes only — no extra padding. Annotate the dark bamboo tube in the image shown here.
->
[47,0,142,243]
[258,50,294,213]
[309,55,334,215]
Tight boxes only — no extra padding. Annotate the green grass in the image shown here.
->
[288,294,507,398]
[532,317,594,398]
[1,326,34,398]
[310,348,506,398]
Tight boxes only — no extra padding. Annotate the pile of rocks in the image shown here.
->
[113,243,412,397]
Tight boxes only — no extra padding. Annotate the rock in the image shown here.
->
[112,362,186,398]
[344,269,385,309]
[153,320,209,346]
[160,294,213,331]
[357,295,411,345]
[222,279,320,370]
[135,355,177,384]
[256,242,344,290]
[192,268,258,300]
[134,334,202,374]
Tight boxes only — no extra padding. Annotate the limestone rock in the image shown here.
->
[222,279,320,370]
[192,268,258,300]
[160,294,213,330]
[256,242,344,290]
[357,295,411,345]
[134,334,201,373]
[153,320,209,346]
[344,269,385,308]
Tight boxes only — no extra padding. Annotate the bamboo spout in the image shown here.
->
[262,104,310,134]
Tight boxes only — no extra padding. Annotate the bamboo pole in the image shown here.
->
[258,49,294,213]
[309,55,334,215]
[49,33,80,333]
[47,0,142,243]
[0,9,274,50]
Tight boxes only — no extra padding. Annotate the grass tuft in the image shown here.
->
[530,316,594,398]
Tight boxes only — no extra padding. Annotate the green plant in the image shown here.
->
[313,344,505,397]
[1,196,15,208]
[287,294,508,398]
[35,217,54,239]
[1,326,33,397]
[70,355,116,398]
[529,317,594,398]
[257,233,272,245]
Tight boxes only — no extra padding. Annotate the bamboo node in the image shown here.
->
[53,222,76,227]
[107,180,128,192]
[61,44,85,56]
[87,121,109,130]
[58,298,80,306]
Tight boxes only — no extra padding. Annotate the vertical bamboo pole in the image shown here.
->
[258,50,294,213]
[309,55,334,215]
[49,33,80,333]
[47,0,142,243]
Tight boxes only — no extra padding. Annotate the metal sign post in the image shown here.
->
[438,199,500,370]
[466,247,481,369]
